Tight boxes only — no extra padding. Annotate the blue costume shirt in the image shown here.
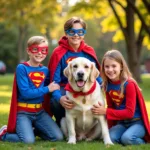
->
[16,64,50,104]
[106,80,141,120]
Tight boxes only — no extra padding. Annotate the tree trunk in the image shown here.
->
[125,0,141,82]
[126,43,141,82]
[17,10,28,63]
[17,25,28,63]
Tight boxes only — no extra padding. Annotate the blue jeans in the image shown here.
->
[2,110,63,143]
[109,120,146,145]
[50,87,66,126]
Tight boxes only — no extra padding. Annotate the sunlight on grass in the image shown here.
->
[142,74,150,78]
[0,91,11,97]
[0,85,11,90]
[0,104,10,113]
[146,102,150,120]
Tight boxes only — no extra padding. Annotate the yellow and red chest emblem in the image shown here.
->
[28,72,45,88]
[66,57,77,64]
[109,90,124,107]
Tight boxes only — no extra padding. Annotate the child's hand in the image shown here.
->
[91,101,106,115]
[60,95,75,110]
[48,81,60,92]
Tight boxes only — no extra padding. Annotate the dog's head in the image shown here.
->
[64,57,99,91]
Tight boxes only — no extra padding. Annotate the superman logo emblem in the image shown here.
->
[28,72,45,87]
[66,57,77,64]
[109,90,124,106]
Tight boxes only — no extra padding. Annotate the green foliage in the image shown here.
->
[0,23,18,72]
[68,0,150,82]
[0,0,62,64]
[0,0,149,73]
[0,0,61,32]
[70,0,150,49]
[139,75,150,101]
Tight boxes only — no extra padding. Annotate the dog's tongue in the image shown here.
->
[77,81,85,87]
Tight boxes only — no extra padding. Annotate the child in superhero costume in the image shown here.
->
[91,50,150,145]
[44,17,103,126]
[0,36,63,143]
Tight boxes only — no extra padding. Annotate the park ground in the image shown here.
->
[0,74,150,150]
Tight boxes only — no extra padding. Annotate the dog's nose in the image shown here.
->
[77,72,84,78]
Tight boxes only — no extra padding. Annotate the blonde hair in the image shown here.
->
[101,50,138,96]
[27,36,48,47]
[64,16,86,31]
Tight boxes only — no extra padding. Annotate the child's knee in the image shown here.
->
[52,131,64,141]
[121,134,131,145]
[56,132,63,141]
[23,137,35,144]
[46,129,63,141]
[110,133,119,143]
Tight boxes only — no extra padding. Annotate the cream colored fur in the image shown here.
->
[61,57,113,145]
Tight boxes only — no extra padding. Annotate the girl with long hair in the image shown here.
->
[91,50,150,145]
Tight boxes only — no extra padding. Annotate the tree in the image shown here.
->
[70,0,150,82]
[108,0,150,82]
[0,23,18,72]
[0,0,62,63]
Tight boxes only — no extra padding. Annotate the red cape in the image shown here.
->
[42,36,101,116]
[7,73,18,133]
[107,80,150,142]
[7,62,51,133]
[48,36,100,82]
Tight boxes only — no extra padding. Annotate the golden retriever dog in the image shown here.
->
[61,57,113,145]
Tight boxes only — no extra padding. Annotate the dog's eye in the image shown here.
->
[73,65,78,68]
[85,65,89,68]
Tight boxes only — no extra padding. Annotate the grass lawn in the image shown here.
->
[0,74,150,150]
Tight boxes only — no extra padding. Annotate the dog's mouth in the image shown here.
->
[76,80,86,88]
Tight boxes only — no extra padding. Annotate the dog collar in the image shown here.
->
[65,81,96,98]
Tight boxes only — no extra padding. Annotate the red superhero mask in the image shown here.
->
[28,45,48,55]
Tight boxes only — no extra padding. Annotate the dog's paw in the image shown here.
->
[85,138,93,142]
[77,134,86,141]
[104,140,114,145]
[68,136,76,144]
[105,143,114,148]
[103,136,114,145]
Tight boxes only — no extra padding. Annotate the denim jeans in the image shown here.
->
[50,87,66,126]
[2,110,63,143]
[109,120,146,145]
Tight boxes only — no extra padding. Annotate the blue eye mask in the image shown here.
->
[65,28,86,36]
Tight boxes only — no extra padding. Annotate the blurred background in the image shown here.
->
[0,0,149,82]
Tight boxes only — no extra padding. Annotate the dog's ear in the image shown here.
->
[90,62,100,82]
[63,62,73,81]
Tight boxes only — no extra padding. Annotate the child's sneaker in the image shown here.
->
[0,125,7,140]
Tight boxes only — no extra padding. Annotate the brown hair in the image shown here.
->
[27,36,48,47]
[101,50,139,96]
[64,17,86,31]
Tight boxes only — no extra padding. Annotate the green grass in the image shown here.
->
[0,74,150,150]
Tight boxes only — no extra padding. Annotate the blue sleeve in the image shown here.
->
[52,90,62,102]
[97,76,103,85]
[16,65,49,100]
[51,62,62,102]
[44,70,50,86]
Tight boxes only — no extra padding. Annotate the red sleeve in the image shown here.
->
[48,46,67,82]
[106,82,136,120]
